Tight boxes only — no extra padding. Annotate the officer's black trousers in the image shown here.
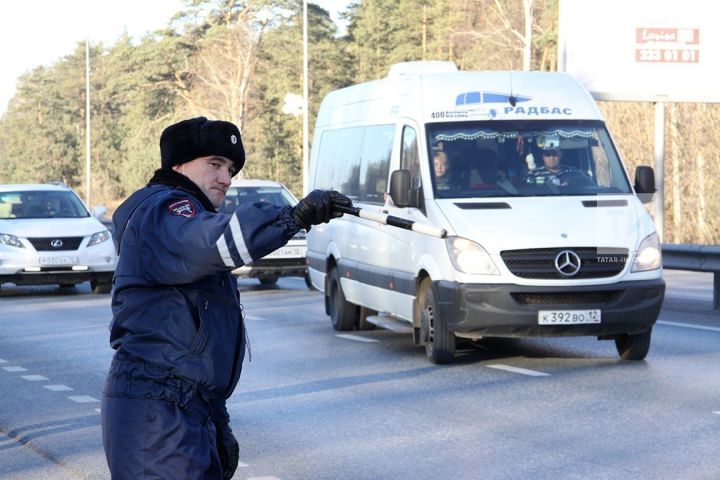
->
[102,395,224,479]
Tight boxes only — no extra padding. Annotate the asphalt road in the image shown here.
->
[0,270,718,480]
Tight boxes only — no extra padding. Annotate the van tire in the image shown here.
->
[615,328,652,360]
[328,267,358,331]
[418,278,455,364]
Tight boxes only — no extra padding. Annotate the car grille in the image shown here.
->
[28,237,84,251]
[501,247,628,279]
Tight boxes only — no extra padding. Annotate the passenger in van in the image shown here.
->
[526,146,585,187]
[101,116,352,480]
[433,150,454,190]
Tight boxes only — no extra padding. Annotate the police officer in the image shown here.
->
[101,117,351,479]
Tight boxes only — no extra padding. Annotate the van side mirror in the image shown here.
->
[389,169,411,207]
[634,166,655,204]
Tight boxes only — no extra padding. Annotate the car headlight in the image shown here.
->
[0,233,25,248]
[631,232,661,272]
[87,230,111,247]
[445,236,499,275]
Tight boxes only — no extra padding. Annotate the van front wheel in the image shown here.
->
[418,278,455,364]
[328,267,358,331]
[614,328,652,360]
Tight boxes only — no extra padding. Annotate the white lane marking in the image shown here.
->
[21,375,49,381]
[68,395,100,404]
[95,408,102,415]
[2,366,28,372]
[486,364,551,377]
[245,315,265,321]
[237,461,249,468]
[0,358,7,364]
[657,320,720,333]
[44,384,73,391]
[336,334,379,343]
[713,411,720,416]
[247,477,281,480]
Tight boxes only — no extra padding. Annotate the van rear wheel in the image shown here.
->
[328,267,358,331]
[418,278,455,364]
[615,328,652,360]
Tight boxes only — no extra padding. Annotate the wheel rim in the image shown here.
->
[422,291,435,354]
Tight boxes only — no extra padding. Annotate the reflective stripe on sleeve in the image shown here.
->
[216,234,235,267]
[229,213,253,265]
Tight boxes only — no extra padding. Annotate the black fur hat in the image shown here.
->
[160,117,245,174]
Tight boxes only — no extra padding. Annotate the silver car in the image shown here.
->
[221,179,309,287]
[0,183,117,293]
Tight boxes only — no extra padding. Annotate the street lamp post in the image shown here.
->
[85,39,92,207]
[302,0,309,196]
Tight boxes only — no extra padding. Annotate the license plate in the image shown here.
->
[538,309,601,325]
[39,256,78,266]
[265,246,305,259]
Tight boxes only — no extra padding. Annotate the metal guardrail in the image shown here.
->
[662,243,720,310]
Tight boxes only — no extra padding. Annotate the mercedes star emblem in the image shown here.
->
[554,250,581,276]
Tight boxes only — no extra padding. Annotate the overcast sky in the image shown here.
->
[0,0,349,115]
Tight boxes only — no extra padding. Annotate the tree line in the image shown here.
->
[0,0,717,243]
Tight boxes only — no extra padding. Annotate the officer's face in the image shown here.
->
[173,156,234,208]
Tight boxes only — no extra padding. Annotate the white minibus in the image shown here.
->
[306,61,664,364]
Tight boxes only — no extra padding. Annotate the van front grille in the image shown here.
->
[511,291,620,305]
[501,247,628,279]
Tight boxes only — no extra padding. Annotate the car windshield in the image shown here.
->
[0,190,89,219]
[426,120,632,198]
[219,186,296,214]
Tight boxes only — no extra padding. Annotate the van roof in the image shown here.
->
[315,65,602,128]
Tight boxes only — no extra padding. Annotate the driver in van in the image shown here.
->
[525,142,583,187]
[101,116,352,480]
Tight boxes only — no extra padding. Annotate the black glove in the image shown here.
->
[216,424,239,480]
[292,190,352,230]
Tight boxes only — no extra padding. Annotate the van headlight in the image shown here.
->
[631,232,661,272]
[0,233,25,248]
[87,230,111,247]
[445,236,499,275]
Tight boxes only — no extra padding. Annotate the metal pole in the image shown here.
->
[302,0,309,196]
[85,39,92,207]
[653,100,665,241]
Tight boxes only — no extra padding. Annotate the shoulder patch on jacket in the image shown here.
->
[167,199,196,217]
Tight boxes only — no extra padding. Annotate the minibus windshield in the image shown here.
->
[426,120,632,198]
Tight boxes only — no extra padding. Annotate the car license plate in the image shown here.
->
[538,309,601,325]
[265,246,305,259]
[39,256,79,266]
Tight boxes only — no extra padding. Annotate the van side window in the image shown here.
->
[360,125,394,204]
[401,126,421,189]
[314,125,393,204]
[314,130,340,191]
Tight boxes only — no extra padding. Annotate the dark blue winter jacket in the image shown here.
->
[105,169,300,422]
